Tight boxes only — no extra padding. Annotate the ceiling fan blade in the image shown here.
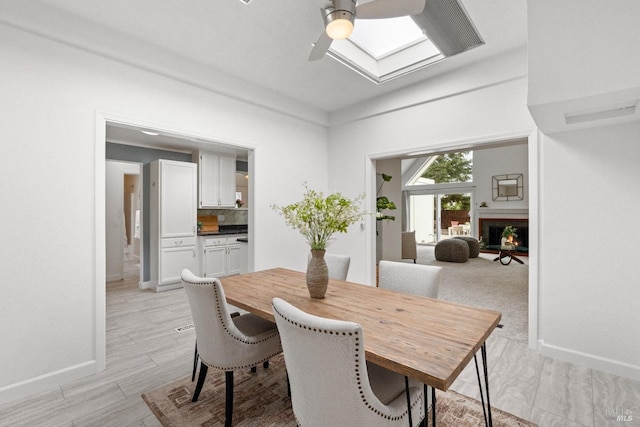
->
[308,31,333,61]
[355,0,426,19]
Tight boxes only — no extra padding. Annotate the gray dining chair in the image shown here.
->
[181,269,282,427]
[272,297,425,426]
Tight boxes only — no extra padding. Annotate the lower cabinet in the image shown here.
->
[226,243,242,276]
[202,245,227,278]
[152,237,198,291]
[199,235,247,278]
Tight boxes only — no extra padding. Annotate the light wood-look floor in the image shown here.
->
[0,259,638,426]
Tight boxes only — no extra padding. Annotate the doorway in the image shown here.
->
[368,132,538,349]
[408,191,473,244]
[105,160,142,286]
[95,112,255,373]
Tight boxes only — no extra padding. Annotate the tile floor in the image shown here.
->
[0,259,638,426]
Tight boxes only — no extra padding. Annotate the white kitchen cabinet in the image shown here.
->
[199,234,247,278]
[194,151,236,208]
[202,245,227,278]
[237,240,248,274]
[160,243,198,285]
[150,159,197,291]
[226,243,242,276]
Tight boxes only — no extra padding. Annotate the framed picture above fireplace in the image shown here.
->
[492,173,523,201]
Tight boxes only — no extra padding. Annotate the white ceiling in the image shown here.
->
[32,0,527,113]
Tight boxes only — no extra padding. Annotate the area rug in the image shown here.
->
[142,355,535,426]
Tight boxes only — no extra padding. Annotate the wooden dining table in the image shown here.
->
[221,268,501,425]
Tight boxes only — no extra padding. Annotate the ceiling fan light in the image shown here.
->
[326,15,354,40]
[323,0,356,40]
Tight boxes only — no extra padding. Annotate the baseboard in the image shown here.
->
[149,280,182,292]
[0,360,96,405]
[106,273,123,282]
[538,340,640,381]
[140,280,151,290]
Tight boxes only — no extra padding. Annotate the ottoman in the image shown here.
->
[453,236,480,258]
[435,239,469,263]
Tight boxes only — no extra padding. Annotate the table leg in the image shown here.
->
[432,386,436,427]
[474,343,493,427]
[405,376,413,427]
[421,384,436,427]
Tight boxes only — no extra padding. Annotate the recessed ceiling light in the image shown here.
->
[238,0,253,4]
[141,130,159,136]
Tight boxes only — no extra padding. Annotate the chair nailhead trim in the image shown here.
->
[273,305,423,423]
[184,278,281,372]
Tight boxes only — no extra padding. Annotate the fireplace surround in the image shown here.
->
[478,218,529,252]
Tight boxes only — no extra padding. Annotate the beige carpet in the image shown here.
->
[417,245,529,343]
[143,355,536,426]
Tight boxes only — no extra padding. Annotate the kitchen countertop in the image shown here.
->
[198,224,247,236]
[198,230,247,236]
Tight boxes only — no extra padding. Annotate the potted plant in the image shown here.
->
[501,225,518,245]
[272,183,365,298]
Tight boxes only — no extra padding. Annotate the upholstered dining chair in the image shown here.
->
[378,260,441,298]
[307,253,351,280]
[272,297,425,427]
[377,260,441,426]
[181,269,282,427]
[324,253,351,280]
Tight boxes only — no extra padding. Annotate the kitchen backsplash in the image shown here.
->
[198,208,247,225]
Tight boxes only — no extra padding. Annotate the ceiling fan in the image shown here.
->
[308,0,426,61]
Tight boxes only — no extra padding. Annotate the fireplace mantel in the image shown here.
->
[475,208,528,217]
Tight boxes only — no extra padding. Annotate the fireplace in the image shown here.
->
[478,218,529,249]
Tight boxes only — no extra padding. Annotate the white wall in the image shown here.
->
[473,143,529,211]
[525,0,640,379]
[537,121,640,378]
[0,23,327,402]
[527,0,640,133]
[528,0,640,107]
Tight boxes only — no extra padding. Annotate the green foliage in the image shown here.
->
[272,184,365,250]
[423,152,472,212]
[376,196,396,221]
[502,225,518,238]
[422,152,472,183]
[376,173,396,221]
[441,194,471,210]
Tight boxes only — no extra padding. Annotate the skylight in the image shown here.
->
[325,0,485,84]
[328,16,443,83]
[348,17,426,59]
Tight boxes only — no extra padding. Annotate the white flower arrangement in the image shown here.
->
[272,184,365,250]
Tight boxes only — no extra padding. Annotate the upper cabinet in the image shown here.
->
[152,159,198,238]
[194,151,237,208]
